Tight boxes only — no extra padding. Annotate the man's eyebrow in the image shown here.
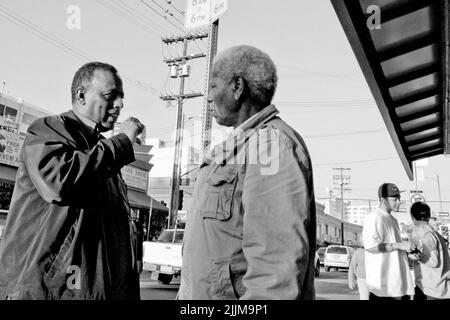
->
[104,89,124,98]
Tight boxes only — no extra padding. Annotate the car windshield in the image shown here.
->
[157,230,184,244]
[327,247,347,254]
[317,248,326,253]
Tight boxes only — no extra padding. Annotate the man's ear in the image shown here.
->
[76,87,86,105]
[232,76,245,101]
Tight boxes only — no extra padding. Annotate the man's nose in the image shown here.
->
[114,97,124,110]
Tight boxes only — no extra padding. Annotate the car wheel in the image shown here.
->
[315,261,320,277]
[158,274,173,285]
[325,266,331,272]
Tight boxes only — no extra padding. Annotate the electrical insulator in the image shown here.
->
[170,65,179,78]
[181,64,190,77]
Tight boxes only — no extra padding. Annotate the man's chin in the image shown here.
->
[214,117,233,127]
[99,121,115,132]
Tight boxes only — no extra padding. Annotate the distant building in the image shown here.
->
[322,198,351,220]
[0,94,53,239]
[316,202,363,248]
[345,205,372,226]
[146,138,200,211]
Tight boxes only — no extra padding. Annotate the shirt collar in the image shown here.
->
[72,109,101,139]
[202,104,280,166]
[232,104,279,134]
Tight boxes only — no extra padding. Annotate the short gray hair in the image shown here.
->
[213,45,278,107]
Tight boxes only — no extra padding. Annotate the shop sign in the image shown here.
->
[121,165,149,191]
[0,120,24,167]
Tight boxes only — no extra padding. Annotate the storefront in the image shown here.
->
[0,95,52,239]
[121,146,169,241]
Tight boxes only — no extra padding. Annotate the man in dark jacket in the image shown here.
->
[0,62,144,299]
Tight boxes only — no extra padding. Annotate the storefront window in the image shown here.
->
[3,107,18,123]
[0,179,14,211]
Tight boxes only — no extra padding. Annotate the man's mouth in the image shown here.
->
[108,113,119,120]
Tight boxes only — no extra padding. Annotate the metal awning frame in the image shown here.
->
[331,0,450,180]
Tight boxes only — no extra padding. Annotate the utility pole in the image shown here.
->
[201,20,219,158]
[161,32,208,228]
[333,168,351,245]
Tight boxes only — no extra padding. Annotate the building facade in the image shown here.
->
[0,95,53,239]
[316,202,363,247]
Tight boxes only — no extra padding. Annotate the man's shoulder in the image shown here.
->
[262,117,310,152]
[28,111,74,131]
[363,209,383,225]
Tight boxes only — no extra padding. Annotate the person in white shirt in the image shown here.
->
[363,183,415,300]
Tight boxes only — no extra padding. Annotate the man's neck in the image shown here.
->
[378,205,392,215]
[72,108,97,130]
[233,102,266,128]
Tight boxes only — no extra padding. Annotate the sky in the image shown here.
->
[1,0,449,212]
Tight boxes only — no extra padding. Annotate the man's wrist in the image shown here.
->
[391,243,397,251]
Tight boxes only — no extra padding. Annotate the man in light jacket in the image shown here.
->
[178,45,316,300]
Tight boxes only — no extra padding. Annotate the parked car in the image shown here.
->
[316,247,326,266]
[314,251,320,277]
[324,245,355,272]
[142,228,184,285]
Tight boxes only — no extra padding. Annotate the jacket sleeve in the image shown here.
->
[240,131,314,300]
[23,116,135,205]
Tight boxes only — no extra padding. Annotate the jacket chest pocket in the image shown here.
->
[201,165,239,221]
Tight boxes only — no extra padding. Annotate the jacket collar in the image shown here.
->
[62,110,102,143]
[201,105,279,167]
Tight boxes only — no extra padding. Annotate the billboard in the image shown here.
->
[0,119,24,167]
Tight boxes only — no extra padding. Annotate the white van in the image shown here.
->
[324,245,355,272]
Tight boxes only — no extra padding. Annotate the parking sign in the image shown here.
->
[185,0,228,30]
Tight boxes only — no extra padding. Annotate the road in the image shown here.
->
[139,267,359,300]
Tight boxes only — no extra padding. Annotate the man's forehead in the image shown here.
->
[92,70,123,90]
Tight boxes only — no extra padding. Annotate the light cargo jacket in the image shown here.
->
[178,105,316,300]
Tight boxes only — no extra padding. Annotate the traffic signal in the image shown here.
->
[178,190,184,210]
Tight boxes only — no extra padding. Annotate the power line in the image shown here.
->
[304,129,386,139]
[96,0,167,36]
[274,99,376,107]
[164,0,185,16]
[278,65,363,82]
[314,157,398,166]
[149,0,184,25]
[0,3,160,96]
[139,0,185,33]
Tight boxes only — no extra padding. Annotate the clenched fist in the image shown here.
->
[119,117,145,143]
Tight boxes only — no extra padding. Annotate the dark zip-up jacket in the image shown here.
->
[0,110,140,299]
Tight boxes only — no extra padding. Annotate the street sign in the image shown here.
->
[185,0,228,30]
[211,0,228,22]
[410,191,425,203]
[438,212,449,217]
